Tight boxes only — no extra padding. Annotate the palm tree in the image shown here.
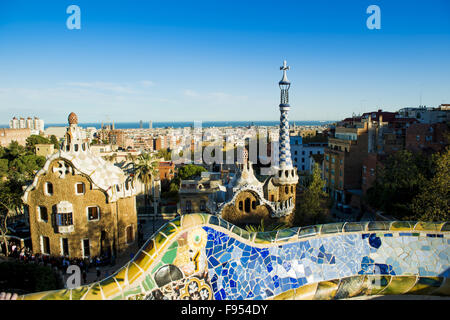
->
[132,152,159,213]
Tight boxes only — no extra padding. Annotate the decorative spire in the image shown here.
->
[278,60,293,169]
[68,112,78,125]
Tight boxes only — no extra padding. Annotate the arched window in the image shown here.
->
[244,198,251,213]
[238,201,243,211]
[45,182,53,195]
[251,201,256,210]
[285,186,289,194]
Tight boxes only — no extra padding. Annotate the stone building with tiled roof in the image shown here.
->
[23,113,138,259]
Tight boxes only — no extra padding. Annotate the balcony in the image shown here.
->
[58,225,74,234]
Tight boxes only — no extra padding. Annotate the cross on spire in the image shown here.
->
[280,60,290,71]
[279,60,290,85]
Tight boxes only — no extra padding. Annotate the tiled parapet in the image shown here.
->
[20,215,450,300]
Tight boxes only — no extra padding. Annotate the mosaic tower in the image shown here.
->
[278,60,293,168]
[273,61,298,191]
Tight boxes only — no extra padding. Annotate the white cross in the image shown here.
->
[280,60,290,71]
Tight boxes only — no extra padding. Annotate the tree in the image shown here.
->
[294,163,330,226]
[0,179,24,256]
[366,150,428,220]
[156,148,172,161]
[25,135,51,152]
[49,135,60,149]
[177,164,206,180]
[410,147,450,222]
[132,152,159,208]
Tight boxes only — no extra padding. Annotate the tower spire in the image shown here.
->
[278,60,293,169]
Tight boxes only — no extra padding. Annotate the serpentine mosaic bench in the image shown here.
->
[21,214,450,300]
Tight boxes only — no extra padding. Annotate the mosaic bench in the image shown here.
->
[20,214,450,300]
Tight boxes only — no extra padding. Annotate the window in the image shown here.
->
[270,195,274,202]
[294,157,297,162]
[309,151,313,156]
[126,225,134,244]
[251,201,256,210]
[331,158,335,164]
[294,151,297,155]
[370,168,375,176]
[57,212,73,226]
[82,239,90,257]
[87,206,100,221]
[74,144,79,152]
[363,166,367,174]
[302,165,305,171]
[362,177,367,185]
[291,186,294,193]
[200,200,206,212]
[416,135,420,142]
[186,200,192,213]
[238,201,243,211]
[244,198,251,213]
[61,238,69,256]
[41,236,50,255]
[75,182,85,195]
[45,182,53,195]
[302,158,305,163]
[38,206,48,222]
[302,151,305,155]
[285,186,289,194]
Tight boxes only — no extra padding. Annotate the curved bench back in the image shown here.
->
[21,214,450,300]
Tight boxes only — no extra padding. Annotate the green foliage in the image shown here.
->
[366,150,432,220]
[0,261,63,293]
[132,152,159,205]
[245,219,286,233]
[49,135,60,149]
[410,147,450,222]
[0,141,46,181]
[156,148,172,161]
[294,163,331,226]
[177,164,206,180]
[25,135,52,151]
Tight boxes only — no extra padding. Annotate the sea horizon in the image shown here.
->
[1,120,335,130]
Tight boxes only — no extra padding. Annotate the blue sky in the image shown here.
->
[0,0,449,124]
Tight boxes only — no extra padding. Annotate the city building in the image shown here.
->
[22,112,138,259]
[9,116,44,134]
[158,161,175,181]
[290,135,327,173]
[34,144,55,158]
[405,122,448,154]
[0,128,31,147]
[397,104,449,124]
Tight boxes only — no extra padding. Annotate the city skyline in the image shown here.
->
[1,0,449,124]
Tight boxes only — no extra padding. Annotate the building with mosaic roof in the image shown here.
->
[22,113,138,259]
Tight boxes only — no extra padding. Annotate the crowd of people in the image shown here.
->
[1,241,116,285]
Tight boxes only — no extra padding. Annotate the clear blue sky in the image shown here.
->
[0,0,449,124]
